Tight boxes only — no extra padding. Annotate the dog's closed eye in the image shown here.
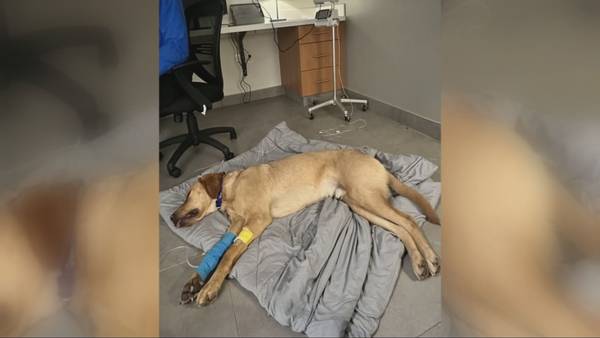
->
[186,209,199,218]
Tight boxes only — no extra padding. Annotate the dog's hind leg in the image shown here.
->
[345,199,431,280]
[353,193,440,276]
[382,205,439,276]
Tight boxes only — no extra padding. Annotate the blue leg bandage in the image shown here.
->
[196,231,236,281]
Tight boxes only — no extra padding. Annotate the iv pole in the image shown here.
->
[270,0,286,22]
[307,1,368,121]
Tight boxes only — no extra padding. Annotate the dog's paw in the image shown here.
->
[195,280,221,306]
[413,258,431,281]
[426,256,441,276]
[181,273,203,305]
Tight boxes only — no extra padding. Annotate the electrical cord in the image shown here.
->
[160,246,200,272]
[240,70,252,103]
[229,34,252,103]
[336,21,354,117]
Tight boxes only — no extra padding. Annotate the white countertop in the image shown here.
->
[189,3,346,36]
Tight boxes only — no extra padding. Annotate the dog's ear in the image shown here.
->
[8,182,82,269]
[198,173,225,199]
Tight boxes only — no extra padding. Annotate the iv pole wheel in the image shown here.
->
[344,115,351,122]
[308,113,315,120]
[361,103,369,112]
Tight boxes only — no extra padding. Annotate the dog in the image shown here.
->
[171,149,441,306]
[0,164,158,337]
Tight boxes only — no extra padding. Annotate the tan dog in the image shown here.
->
[171,149,441,305]
[0,164,158,337]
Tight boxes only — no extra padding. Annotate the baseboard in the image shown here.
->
[213,85,285,108]
[344,89,440,140]
[218,85,440,140]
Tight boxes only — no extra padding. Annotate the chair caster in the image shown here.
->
[167,165,182,178]
[230,130,237,140]
[224,152,235,160]
[159,152,163,161]
[362,103,369,112]
[174,113,183,123]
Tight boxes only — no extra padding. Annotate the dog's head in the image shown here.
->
[0,183,80,336]
[170,173,224,228]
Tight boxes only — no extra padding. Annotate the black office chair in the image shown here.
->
[160,0,236,178]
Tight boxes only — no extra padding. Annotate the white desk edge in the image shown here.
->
[220,15,346,34]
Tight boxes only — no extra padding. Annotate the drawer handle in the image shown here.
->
[313,54,329,58]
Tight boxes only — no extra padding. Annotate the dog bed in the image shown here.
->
[160,122,441,337]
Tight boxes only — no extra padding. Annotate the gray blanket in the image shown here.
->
[159,122,441,337]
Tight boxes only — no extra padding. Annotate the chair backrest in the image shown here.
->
[184,0,224,91]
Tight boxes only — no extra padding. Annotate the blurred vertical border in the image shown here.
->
[442,0,600,336]
[1,0,158,336]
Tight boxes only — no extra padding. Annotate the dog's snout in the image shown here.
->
[170,209,200,227]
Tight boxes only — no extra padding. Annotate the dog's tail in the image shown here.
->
[388,173,440,225]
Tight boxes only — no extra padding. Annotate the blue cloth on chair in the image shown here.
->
[196,231,237,281]
[159,0,189,75]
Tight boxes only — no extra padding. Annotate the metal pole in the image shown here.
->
[332,22,337,101]
[270,0,286,22]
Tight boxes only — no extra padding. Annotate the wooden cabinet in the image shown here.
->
[278,23,345,97]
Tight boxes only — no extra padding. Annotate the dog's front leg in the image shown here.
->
[196,216,270,305]
[195,240,249,305]
[181,211,248,304]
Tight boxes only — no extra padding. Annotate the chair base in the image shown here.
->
[160,111,236,178]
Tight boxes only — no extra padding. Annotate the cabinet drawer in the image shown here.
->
[300,67,343,96]
[298,24,344,44]
[299,41,342,71]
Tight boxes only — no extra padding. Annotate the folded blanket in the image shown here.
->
[160,122,441,337]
